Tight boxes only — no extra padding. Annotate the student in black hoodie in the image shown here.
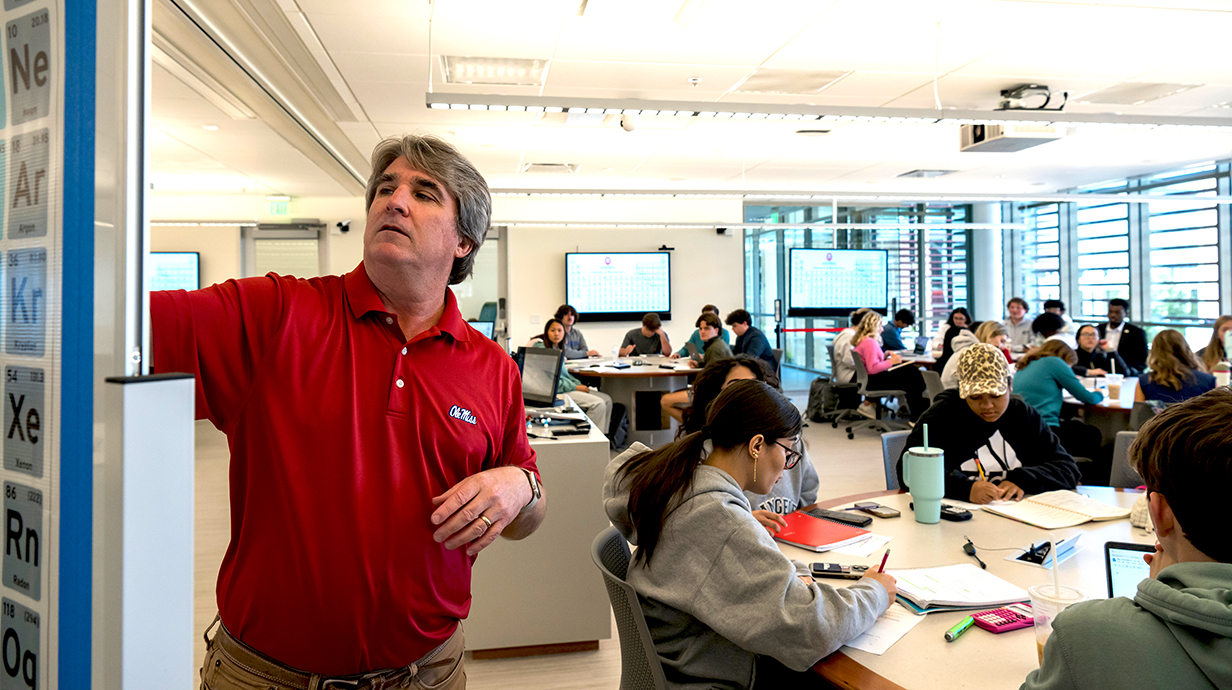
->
[896,343,1081,504]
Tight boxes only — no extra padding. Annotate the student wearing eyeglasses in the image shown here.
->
[604,380,896,689]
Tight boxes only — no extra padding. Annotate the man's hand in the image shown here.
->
[620,345,636,356]
[587,349,600,357]
[431,467,533,556]
[576,384,590,393]
[752,510,788,535]
[1098,338,1110,350]
[997,480,1025,501]
[968,480,1002,504]
[668,352,681,360]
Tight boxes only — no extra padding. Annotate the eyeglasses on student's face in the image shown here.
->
[775,440,802,470]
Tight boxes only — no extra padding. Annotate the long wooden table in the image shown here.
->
[568,355,701,446]
[788,488,1150,690]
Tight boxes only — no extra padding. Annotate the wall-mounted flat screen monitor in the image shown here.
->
[566,252,671,322]
[149,252,201,291]
[787,248,888,317]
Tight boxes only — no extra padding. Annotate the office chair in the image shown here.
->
[1128,401,1155,431]
[815,344,860,428]
[478,301,498,322]
[920,369,945,400]
[846,351,909,439]
[770,348,784,379]
[881,430,911,490]
[591,527,668,690]
[1108,431,1144,489]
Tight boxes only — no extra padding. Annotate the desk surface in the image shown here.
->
[567,354,702,378]
[794,488,1150,690]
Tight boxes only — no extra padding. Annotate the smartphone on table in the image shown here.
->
[809,563,868,580]
[854,502,901,519]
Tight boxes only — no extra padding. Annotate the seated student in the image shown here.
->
[1196,314,1232,373]
[1097,298,1148,376]
[1043,299,1075,334]
[830,308,872,385]
[535,319,612,431]
[620,312,672,356]
[724,308,778,373]
[931,307,973,372]
[851,312,930,422]
[1030,311,1076,349]
[1021,388,1232,690]
[1072,323,1129,377]
[685,313,732,368]
[1134,329,1216,405]
[555,304,599,359]
[1004,297,1034,353]
[897,344,1081,504]
[940,321,1010,389]
[880,309,915,351]
[671,304,731,359]
[670,356,819,533]
[1014,340,1104,468]
[604,380,896,689]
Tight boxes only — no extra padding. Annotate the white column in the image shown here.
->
[970,203,1004,322]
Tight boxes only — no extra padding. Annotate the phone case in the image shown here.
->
[939,504,973,521]
[971,603,1034,633]
[809,563,866,580]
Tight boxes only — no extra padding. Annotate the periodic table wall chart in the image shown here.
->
[0,0,64,687]
[565,252,671,321]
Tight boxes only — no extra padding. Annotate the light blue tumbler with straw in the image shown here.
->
[903,423,945,524]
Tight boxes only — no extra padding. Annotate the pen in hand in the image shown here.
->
[877,548,890,573]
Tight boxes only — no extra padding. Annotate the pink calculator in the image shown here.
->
[971,603,1034,633]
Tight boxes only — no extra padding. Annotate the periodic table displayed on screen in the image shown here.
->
[566,252,671,321]
[788,248,888,317]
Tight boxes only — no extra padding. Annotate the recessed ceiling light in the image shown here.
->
[795,129,832,137]
[203,125,219,131]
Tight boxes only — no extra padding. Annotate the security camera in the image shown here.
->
[620,114,637,132]
[337,220,351,233]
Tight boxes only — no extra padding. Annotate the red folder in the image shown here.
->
[773,511,872,552]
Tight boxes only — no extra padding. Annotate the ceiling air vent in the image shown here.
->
[1079,82,1201,106]
[898,170,956,178]
[521,163,577,174]
[732,68,850,95]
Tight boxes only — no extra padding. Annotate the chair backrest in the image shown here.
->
[591,527,668,690]
[770,348,784,376]
[1129,401,1155,431]
[881,430,911,490]
[851,350,872,392]
[920,369,944,399]
[1109,431,1144,489]
[479,301,498,322]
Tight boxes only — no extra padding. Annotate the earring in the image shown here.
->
[752,452,759,483]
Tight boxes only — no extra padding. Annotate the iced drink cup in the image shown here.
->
[1028,583,1084,665]
[1104,374,1124,405]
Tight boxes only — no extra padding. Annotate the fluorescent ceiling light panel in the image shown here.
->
[733,68,851,95]
[1082,82,1203,106]
[441,56,548,87]
[897,170,956,178]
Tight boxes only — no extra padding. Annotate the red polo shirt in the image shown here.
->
[151,263,537,674]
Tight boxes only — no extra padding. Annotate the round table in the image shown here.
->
[568,355,701,446]
[784,487,1151,690]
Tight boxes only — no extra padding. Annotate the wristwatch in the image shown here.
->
[520,468,541,512]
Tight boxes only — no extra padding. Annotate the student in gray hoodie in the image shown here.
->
[603,380,895,689]
[1022,388,1232,690]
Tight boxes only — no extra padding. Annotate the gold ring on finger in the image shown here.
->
[479,515,493,529]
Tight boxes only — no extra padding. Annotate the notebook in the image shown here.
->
[887,563,1029,615]
[983,490,1131,530]
[774,510,872,553]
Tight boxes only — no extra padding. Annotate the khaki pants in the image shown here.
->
[200,617,466,690]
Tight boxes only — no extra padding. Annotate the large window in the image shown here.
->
[1009,161,1231,352]
[744,203,970,374]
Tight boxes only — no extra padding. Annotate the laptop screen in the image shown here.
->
[517,346,564,408]
[471,320,495,339]
[913,336,930,355]
[1105,541,1153,598]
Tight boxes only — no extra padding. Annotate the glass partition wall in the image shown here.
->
[744,203,971,376]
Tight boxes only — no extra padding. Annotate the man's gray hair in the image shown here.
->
[365,135,491,285]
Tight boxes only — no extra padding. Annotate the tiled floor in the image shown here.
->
[192,378,888,688]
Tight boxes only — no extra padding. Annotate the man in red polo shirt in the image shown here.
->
[153,135,544,689]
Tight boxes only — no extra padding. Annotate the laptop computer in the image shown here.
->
[515,346,565,408]
[913,336,930,355]
[1105,541,1153,598]
[471,320,495,339]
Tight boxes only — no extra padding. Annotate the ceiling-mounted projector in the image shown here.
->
[959,124,1065,153]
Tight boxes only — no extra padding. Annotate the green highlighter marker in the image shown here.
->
[945,616,975,642]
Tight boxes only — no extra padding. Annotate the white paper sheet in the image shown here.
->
[829,533,892,558]
[842,603,925,655]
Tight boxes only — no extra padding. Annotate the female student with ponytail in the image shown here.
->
[603,380,896,689]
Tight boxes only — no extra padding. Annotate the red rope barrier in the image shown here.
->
[779,327,845,333]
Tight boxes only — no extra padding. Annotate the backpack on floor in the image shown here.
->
[608,402,629,449]
[806,375,839,421]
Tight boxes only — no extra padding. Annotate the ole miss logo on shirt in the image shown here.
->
[449,405,478,425]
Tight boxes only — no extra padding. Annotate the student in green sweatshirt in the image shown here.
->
[604,380,895,689]
[1022,388,1232,690]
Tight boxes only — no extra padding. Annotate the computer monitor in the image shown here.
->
[516,346,564,408]
[471,320,495,339]
[1104,541,1153,598]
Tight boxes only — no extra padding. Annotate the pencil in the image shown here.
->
[877,549,891,573]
